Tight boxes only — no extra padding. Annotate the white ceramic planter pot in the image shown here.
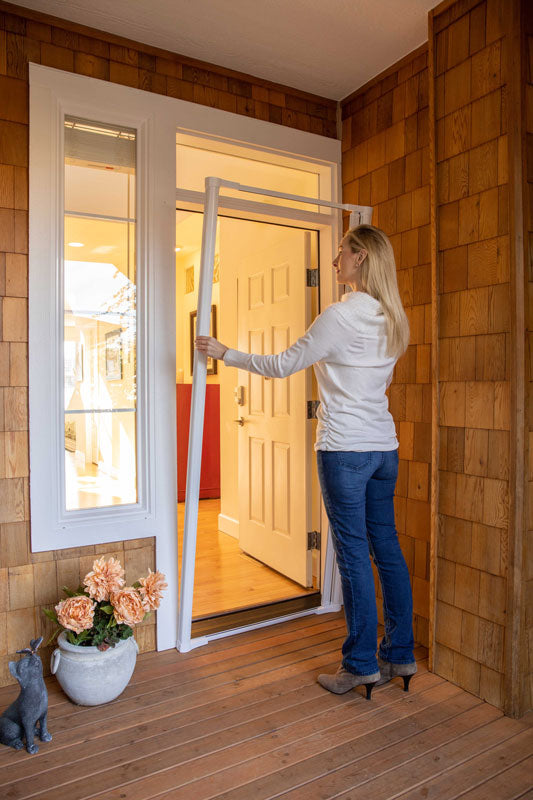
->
[51,632,139,705]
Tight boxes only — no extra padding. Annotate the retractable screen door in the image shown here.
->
[177,176,372,650]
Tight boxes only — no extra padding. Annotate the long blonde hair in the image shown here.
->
[345,224,409,359]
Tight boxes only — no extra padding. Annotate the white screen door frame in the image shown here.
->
[177,176,372,652]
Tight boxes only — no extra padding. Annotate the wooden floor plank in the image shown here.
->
[395,744,533,800]
[77,684,478,800]
[178,499,317,618]
[325,716,525,800]
[458,757,529,800]
[0,656,430,787]
[0,650,345,770]
[1,674,444,799]
[0,612,521,800]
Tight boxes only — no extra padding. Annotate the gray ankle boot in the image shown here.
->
[376,656,417,690]
[317,665,380,699]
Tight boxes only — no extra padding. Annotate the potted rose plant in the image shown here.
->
[43,557,167,706]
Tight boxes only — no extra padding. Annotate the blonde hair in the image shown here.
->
[344,224,410,359]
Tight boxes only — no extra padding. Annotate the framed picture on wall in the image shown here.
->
[105,329,123,380]
[190,305,217,376]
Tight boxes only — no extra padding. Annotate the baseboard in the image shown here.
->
[218,513,239,538]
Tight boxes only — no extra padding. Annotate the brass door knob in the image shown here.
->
[233,417,245,426]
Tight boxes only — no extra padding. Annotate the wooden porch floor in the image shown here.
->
[0,613,531,800]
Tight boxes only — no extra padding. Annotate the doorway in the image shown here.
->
[175,210,323,635]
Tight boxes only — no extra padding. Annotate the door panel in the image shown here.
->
[220,219,312,587]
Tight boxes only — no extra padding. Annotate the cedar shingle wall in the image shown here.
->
[0,1,336,687]
[341,46,432,650]
[432,0,510,709]
[525,6,533,713]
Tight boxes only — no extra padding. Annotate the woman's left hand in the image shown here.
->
[195,336,228,360]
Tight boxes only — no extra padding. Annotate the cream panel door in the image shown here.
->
[223,222,311,587]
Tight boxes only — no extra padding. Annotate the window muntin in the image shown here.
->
[63,116,137,511]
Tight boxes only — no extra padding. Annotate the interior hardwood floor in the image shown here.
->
[0,612,531,799]
[178,499,316,619]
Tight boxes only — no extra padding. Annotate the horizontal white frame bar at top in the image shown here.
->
[180,177,373,224]
[214,177,371,218]
[176,188,335,229]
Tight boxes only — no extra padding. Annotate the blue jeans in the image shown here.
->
[317,449,414,676]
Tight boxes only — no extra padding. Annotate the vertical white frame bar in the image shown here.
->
[177,177,220,651]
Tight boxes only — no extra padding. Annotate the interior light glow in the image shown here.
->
[68,242,84,247]
[64,119,135,141]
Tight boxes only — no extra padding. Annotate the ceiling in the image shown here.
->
[14,0,435,100]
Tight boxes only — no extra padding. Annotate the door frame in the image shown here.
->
[177,174,372,652]
[29,63,370,654]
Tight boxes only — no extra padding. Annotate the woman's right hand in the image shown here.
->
[195,336,228,360]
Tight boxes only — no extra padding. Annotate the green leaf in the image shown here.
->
[42,608,59,624]
[45,628,61,647]
[62,586,78,597]
[100,605,114,614]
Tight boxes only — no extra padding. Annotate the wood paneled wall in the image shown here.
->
[431,0,531,716]
[432,0,511,710]
[0,1,336,687]
[524,2,533,713]
[341,45,432,649]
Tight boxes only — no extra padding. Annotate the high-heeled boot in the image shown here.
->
[375,656,417,690]
[317,666,380,699]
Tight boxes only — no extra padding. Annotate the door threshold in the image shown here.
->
[191,592,321,637]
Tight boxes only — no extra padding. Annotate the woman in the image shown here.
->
[196,224,416,699]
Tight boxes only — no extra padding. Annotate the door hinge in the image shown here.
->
[307,531,321,551]
[306,268,319,287]
[307,400,319,419]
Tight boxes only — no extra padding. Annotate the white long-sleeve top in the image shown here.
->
[223,290,400,451]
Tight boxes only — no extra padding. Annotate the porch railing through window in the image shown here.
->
[63,116,138,510]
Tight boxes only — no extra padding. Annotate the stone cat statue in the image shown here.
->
[0,637,52,754]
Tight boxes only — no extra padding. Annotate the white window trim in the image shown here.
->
[29,64,178,649]
[29,63,347,652]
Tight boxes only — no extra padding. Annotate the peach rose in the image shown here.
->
[56,595,96,634]
[111,587,145,626]
[83,556,125,602]
[138,569,168,612]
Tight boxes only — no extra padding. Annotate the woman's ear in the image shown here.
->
[358,249,368,265]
